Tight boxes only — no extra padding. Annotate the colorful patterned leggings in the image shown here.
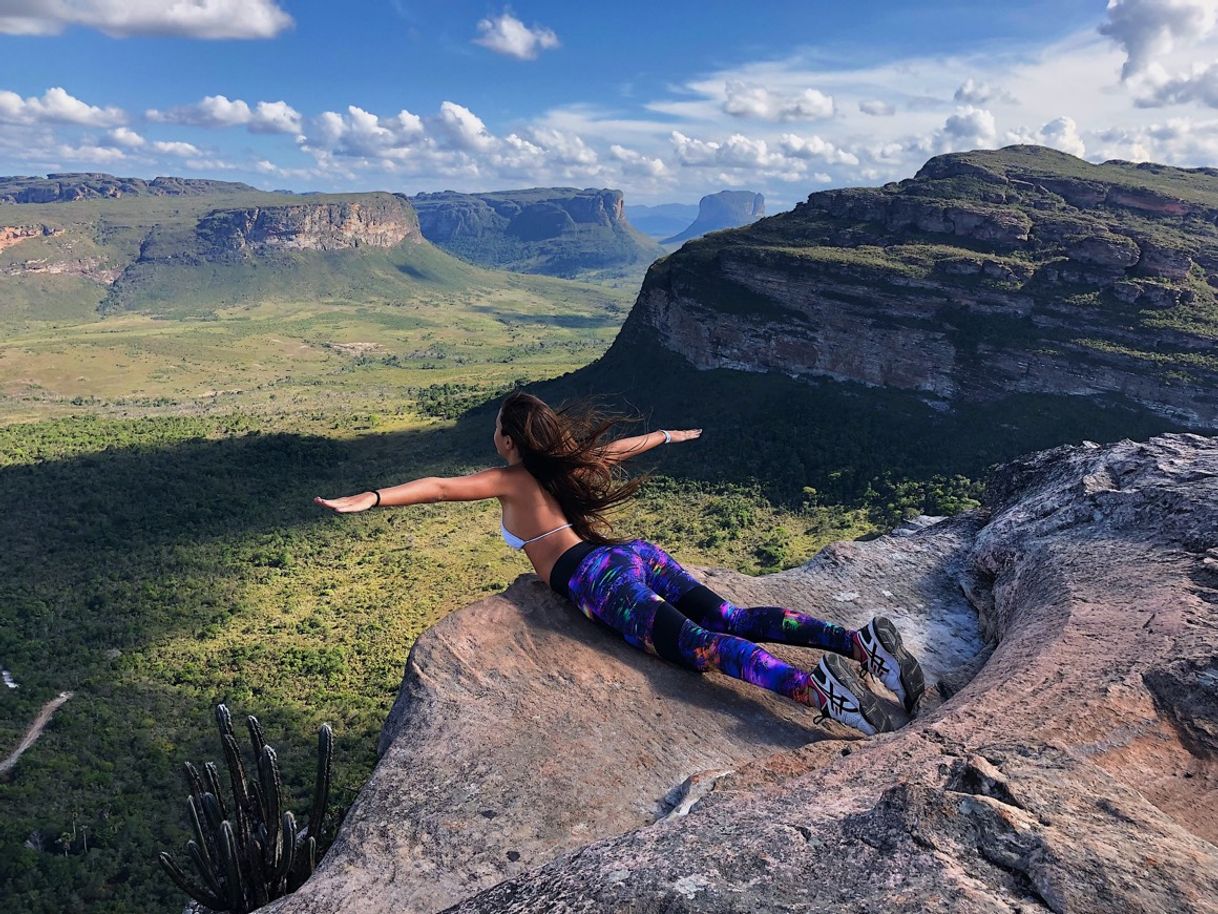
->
[559,538,858,708]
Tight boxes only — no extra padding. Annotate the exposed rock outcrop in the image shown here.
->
[260,432,1218,914]
[662,190,765,244]
[0,224,60,252]
[0,172,257,203]
[0,256,120,284]
[409,187,665,277]
[1,224,117,283]
[616,145,1218,429]
[196,194,422,255]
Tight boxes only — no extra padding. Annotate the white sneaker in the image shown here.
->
[809,654,895,736]
[853,616,926,714]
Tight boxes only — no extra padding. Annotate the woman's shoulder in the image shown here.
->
[498,463,540,495]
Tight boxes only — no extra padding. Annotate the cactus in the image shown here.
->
[157,704,336,914]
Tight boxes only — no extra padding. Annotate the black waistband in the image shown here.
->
[548,540,600,600]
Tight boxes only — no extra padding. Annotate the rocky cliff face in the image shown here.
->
[0,172,257,203]
[662,190,765,244]
[409,187,665,277]
[257,432,1218,914]
[618,145,1218,429]
[196,194,422,255]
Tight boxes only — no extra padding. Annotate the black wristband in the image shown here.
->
[370,489,381,507]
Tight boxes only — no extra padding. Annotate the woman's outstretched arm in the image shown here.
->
[596,427,702,463]
[314,467,511,514]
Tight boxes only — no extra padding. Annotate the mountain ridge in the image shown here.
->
[610,144,1218,430]
[0,172,260,203]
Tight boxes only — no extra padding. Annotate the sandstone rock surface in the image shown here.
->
[197,194,422,254]
[260,432,1218,913]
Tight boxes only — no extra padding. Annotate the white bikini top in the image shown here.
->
[500,520,573,550]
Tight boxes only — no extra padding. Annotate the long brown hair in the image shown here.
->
[498,390,653,546]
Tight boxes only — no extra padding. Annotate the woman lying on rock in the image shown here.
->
[315,390,925,736]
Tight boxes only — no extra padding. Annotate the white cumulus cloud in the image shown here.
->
[609,143,668,177]
[1099,0,1217,80]
[433,101,496,152]
[472,10,559,60]
[954,78,1018,105]
[106,126,145,148]
[778,133,859,165]
[0,0,292,38]
[147,95,302,134]
[152,140,202,156]
[0,86,125,127]
[1004,115,1087,157]
[723,81,835,120]
[933,105,998,152]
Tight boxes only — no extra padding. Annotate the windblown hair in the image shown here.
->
[498,390,653,546]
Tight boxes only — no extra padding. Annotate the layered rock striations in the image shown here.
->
[0,172,258,203]
[661,189,766,244]
[409,187,665,276]
[259,432,1218,914]
[615,145,1218,429]
[196,194,423,255]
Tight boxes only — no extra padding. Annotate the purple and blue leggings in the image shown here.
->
[552,538,857,708]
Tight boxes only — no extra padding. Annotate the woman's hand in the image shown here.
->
[667,428,702,443]
[314,492,378,513]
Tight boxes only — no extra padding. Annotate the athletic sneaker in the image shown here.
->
[809,654,895,736]
[853,616,926,715]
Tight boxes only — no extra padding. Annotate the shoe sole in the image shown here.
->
[822,654,896,735]
[872,616,926,715]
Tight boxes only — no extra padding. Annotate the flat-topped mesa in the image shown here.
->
[615,144,1218,429]
[662,190,765,244]
[256,431,1218,914]
[0,172,259,203]
[196,194,423,254]
[408,186,664,276]
[412,187,628,239]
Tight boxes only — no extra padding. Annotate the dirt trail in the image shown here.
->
[1,691,73,777]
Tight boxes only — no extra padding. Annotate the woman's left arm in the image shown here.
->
[315,468,511,513]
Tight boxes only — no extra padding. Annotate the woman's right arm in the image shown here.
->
[314,468,512,513]
[596,428,701,462]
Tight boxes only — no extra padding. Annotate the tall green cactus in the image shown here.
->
[157,704,335,914]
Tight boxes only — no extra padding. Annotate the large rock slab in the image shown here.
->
[260,498,983,914]
[264,432,1218,914]
[441,433,1218,913]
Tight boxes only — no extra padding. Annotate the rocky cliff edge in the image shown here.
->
[261,432,1218,914]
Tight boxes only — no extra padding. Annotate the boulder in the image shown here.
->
[261,433,1218,914]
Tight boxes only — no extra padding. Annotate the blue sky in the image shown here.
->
[2,1,1217,208]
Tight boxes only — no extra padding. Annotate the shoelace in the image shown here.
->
[856,634,892,681]
[811,676,857,724]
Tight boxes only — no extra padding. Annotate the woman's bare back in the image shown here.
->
[498,464,584,586]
